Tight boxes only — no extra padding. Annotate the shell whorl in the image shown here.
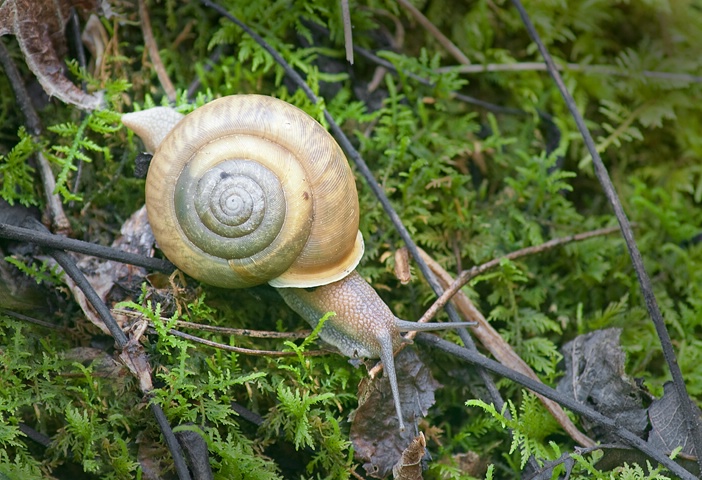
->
[141,95,364,289]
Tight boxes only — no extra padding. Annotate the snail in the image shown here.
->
[122,95,470,430]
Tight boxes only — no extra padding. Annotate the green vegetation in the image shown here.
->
[1,0,701,478]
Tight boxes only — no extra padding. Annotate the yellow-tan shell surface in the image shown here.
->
[144,95,363,289]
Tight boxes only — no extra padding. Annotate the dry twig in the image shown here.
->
[137,0,176,102]
[396,0,471,65]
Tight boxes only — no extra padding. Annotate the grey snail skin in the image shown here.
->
[122,94,471,431]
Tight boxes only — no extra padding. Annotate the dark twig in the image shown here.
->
[230,402,265,426]
[149,401,193,480]
[0,309,67,331]
[19,423,52,448]
[439,61,702,83]
[186,45,224,100]
[510,0,702,471]
[39,239,128,346]
[0,39,42,135]
[68,8,88,198]
[0,222,175,273]
[417,333,698,480]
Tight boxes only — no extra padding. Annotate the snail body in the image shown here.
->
[123,95,468,430]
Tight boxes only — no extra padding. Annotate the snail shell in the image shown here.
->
[141,95,364,289]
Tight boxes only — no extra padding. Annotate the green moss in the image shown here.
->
[1,0,702,477]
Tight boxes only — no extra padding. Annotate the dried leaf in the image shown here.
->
[392,432,426,480]
[648,382,702,458]
[0,0,107,110]
[351,348,441,479]
[556,328,648,441]
[60,206,155,334]
[80,14,109,75]
[76,205,154,304]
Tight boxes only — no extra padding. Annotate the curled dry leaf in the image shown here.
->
[81,13,109,75]
[350,348,441,479]
[0,0,108,110]
[556,328,648,442]
[392,432,426,480]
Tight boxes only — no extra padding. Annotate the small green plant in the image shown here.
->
[4,256,64,285]
[0,127,40,207]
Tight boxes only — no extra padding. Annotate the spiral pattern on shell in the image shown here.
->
[144,95,364,289]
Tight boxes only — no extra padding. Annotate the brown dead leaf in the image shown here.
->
[0,0,108,110]
[392,432,426,480]
[351,348,441,479]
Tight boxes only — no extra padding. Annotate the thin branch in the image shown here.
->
[115,309,309,338]
[149,401,192,480]
[399,227,622,446]
[396,0,471,65]
[510,0,702,471]
[419,226,620,325]
[8,214,190,480]
[0,309,68,331]
[186,45,224,100]
[68,8,88,199]
[18,424,52,448]
[417,248,594,447]
[437,61,702,83]
[44,241,129,346]
[138,0,177,102]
